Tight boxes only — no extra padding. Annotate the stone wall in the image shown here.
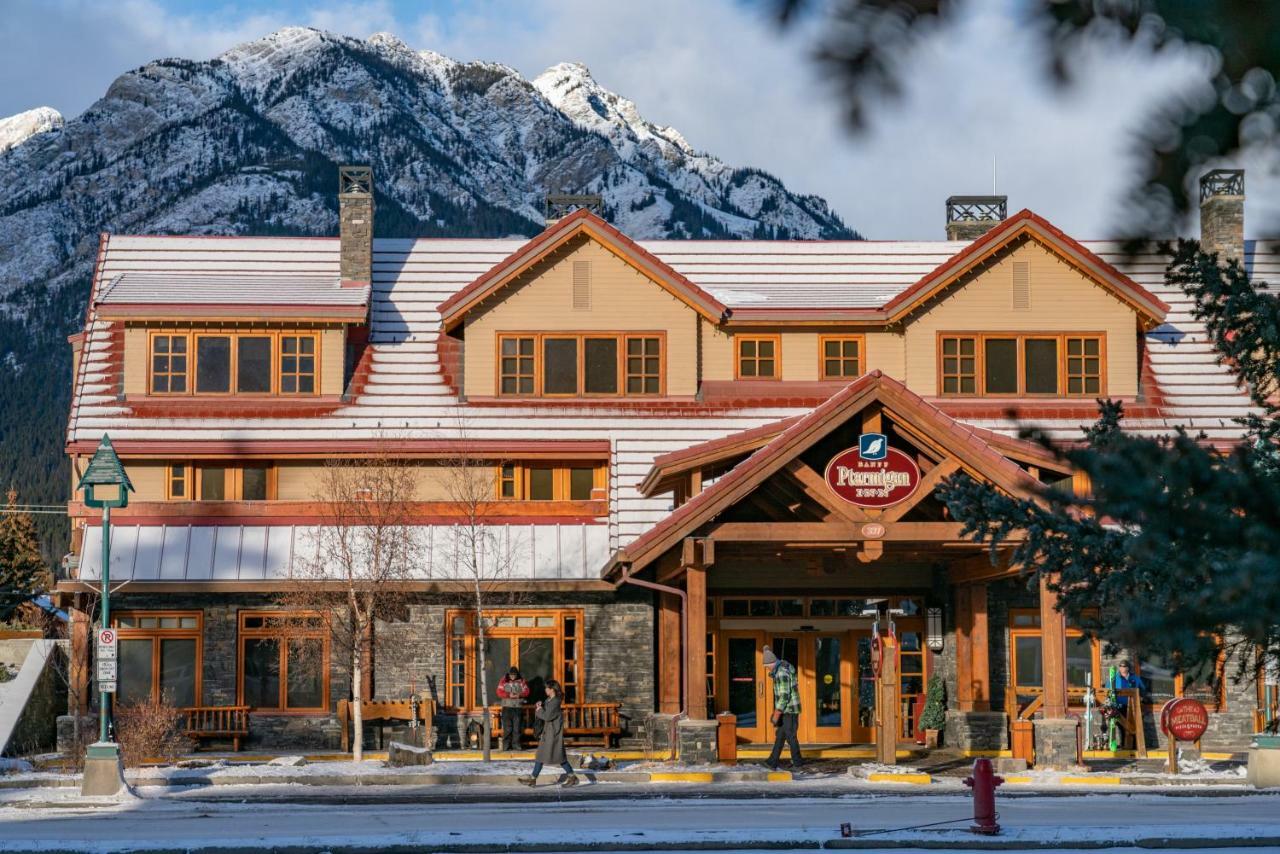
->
[104,587,654,752]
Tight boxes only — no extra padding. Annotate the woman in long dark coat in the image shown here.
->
[518,680,578,787]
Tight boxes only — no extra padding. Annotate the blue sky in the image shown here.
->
[1,0,1267,238]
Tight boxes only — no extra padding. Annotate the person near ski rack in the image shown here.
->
[763,646,803,772]
[518,680,578,787]
[497,666,530,751]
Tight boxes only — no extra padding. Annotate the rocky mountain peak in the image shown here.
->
[0,107,63,156]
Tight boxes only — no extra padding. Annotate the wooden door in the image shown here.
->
[808,633,853,743]
[852,631,876,743]
[720,631,767,743]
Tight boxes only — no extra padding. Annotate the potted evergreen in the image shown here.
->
[919,675,946,748]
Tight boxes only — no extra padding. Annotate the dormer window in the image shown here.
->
[938,333,1104,397]
[148,331,319,397]
[497,333,664,397]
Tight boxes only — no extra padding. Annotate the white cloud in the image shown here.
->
[4,0,1269,239]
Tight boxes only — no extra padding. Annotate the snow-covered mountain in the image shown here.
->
[0,27,857,546]
[0,27,855,308]
[0,107,62,155]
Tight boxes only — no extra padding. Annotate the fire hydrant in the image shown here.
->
[962,758,1004,835]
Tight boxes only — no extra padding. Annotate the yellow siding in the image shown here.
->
[119,462,169,501]
[463,236,701,397]
[276,462,491,502]
[708,329,904,383]
[702,319,733,381]
[123,327,147,396]
[865,332,906,381]
[321,329,345,396]
[902,240,1139,397]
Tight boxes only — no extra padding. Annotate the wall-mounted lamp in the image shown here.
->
[926,607,944,653]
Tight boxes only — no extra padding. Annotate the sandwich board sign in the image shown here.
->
[97,628,117,693]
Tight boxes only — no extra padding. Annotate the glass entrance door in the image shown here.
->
[853,632,877,743]
[811,634,849,742]
[722,632,766,743]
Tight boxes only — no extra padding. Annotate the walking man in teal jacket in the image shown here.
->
[764,646,803,771]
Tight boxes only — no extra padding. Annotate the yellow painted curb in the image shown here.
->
[736,747,914,760]
[651,772,714,783]
[1002,776,1033,784]
[1061,775,1122,785]
[766,771,793,783]
[962,749,1015,758]
[867,772,932,785]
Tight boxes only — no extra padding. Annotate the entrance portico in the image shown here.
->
[609,371,1079,758]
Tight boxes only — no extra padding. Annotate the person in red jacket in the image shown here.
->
[497,667,530,751]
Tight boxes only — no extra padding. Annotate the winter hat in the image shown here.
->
[762,647,778,667]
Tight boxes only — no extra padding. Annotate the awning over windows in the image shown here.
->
[78,523,609,583]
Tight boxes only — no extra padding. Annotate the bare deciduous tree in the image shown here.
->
[438,416,524,762]
[284,450,417,762]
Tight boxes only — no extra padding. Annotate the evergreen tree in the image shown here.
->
[0,488,50,620]
[936,241,1280,679]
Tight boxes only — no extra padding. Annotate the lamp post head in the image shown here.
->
[77,435,134,509]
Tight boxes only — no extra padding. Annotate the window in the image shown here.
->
[736,335,779,379]
[165,464,276,501]
[497,333,664,397]
[112,611,201,708]
[146,330,319,397]
[938,333,1105,397]
[1139,648,1225,710]
[445,609,583,708]
[149,335,189,394]
[493,463,604,501]
[1008,610,1100,697]
[279,336,316,394]
[238,611,329,712]
[820,336,863,380]
[499,336,535,395]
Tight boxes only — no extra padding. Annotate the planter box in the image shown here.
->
[1247,734,1280,789]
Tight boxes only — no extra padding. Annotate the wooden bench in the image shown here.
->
[182,706,250,751]
[491,702,622,748]
[338,698,436,753]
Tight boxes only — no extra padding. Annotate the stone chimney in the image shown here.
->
[1199,169,1244,262]
[545,192,603,226]
[339,165,373,284]
[946,195,1007,241]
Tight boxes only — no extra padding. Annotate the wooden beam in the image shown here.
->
[783,460,869,523]
[861,406,882,435]
[657,591,682,714]
[949,550,1021,584]
[971,584,991,711]
[69,607,90,716]
[686,564,708,720]
[1039,574,1068,719]
[708,521,977,543]
[882,459,959,523]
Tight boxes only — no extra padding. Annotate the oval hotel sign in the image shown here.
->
[823,433,921,509]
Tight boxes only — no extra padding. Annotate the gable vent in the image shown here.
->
[1012,261,1030,311]
[573,260,591,310]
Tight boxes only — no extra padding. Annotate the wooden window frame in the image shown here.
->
[495,332,666,398]
[165,464,278,501]
[497,334,536,397]
[936,332,1107,398]
[236,610,330,714]
[1008,609,1102,696]
[492,462,606,501]
[734,334,781,380]
[818,335,865,381]
[444,608,585,710]
[1137,644,1227,711]
[146,329,321,399]
[148,332,191,395]
[1065,335,1106,397]
[112,610,203,707]
[624,335,664,396]
[278,334,319,396]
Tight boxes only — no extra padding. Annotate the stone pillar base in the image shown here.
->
[676,718,719,765]
[645,713,677,755]
[1247,745,1280,789]
[80,742,127,797]
[1033,718,1081,769]
[945,710,1008,752]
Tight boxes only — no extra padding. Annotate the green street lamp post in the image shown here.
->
[76,434,134,796]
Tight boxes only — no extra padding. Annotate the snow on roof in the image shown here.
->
[66,231,1273,575]
[96,271,368,307]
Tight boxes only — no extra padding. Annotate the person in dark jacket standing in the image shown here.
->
[763,646,803,771]
[518,680,578,787]
[497,667,530,751]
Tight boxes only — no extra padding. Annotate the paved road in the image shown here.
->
[2,790,1279,852]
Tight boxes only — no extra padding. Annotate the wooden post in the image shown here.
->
[686,563,708,720]
[1039,574,1068,719]
[955,585,975,712]
[657,591,682,714]
[876,635,899,765]
[69,607,91,716]
[971,584,990,711]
